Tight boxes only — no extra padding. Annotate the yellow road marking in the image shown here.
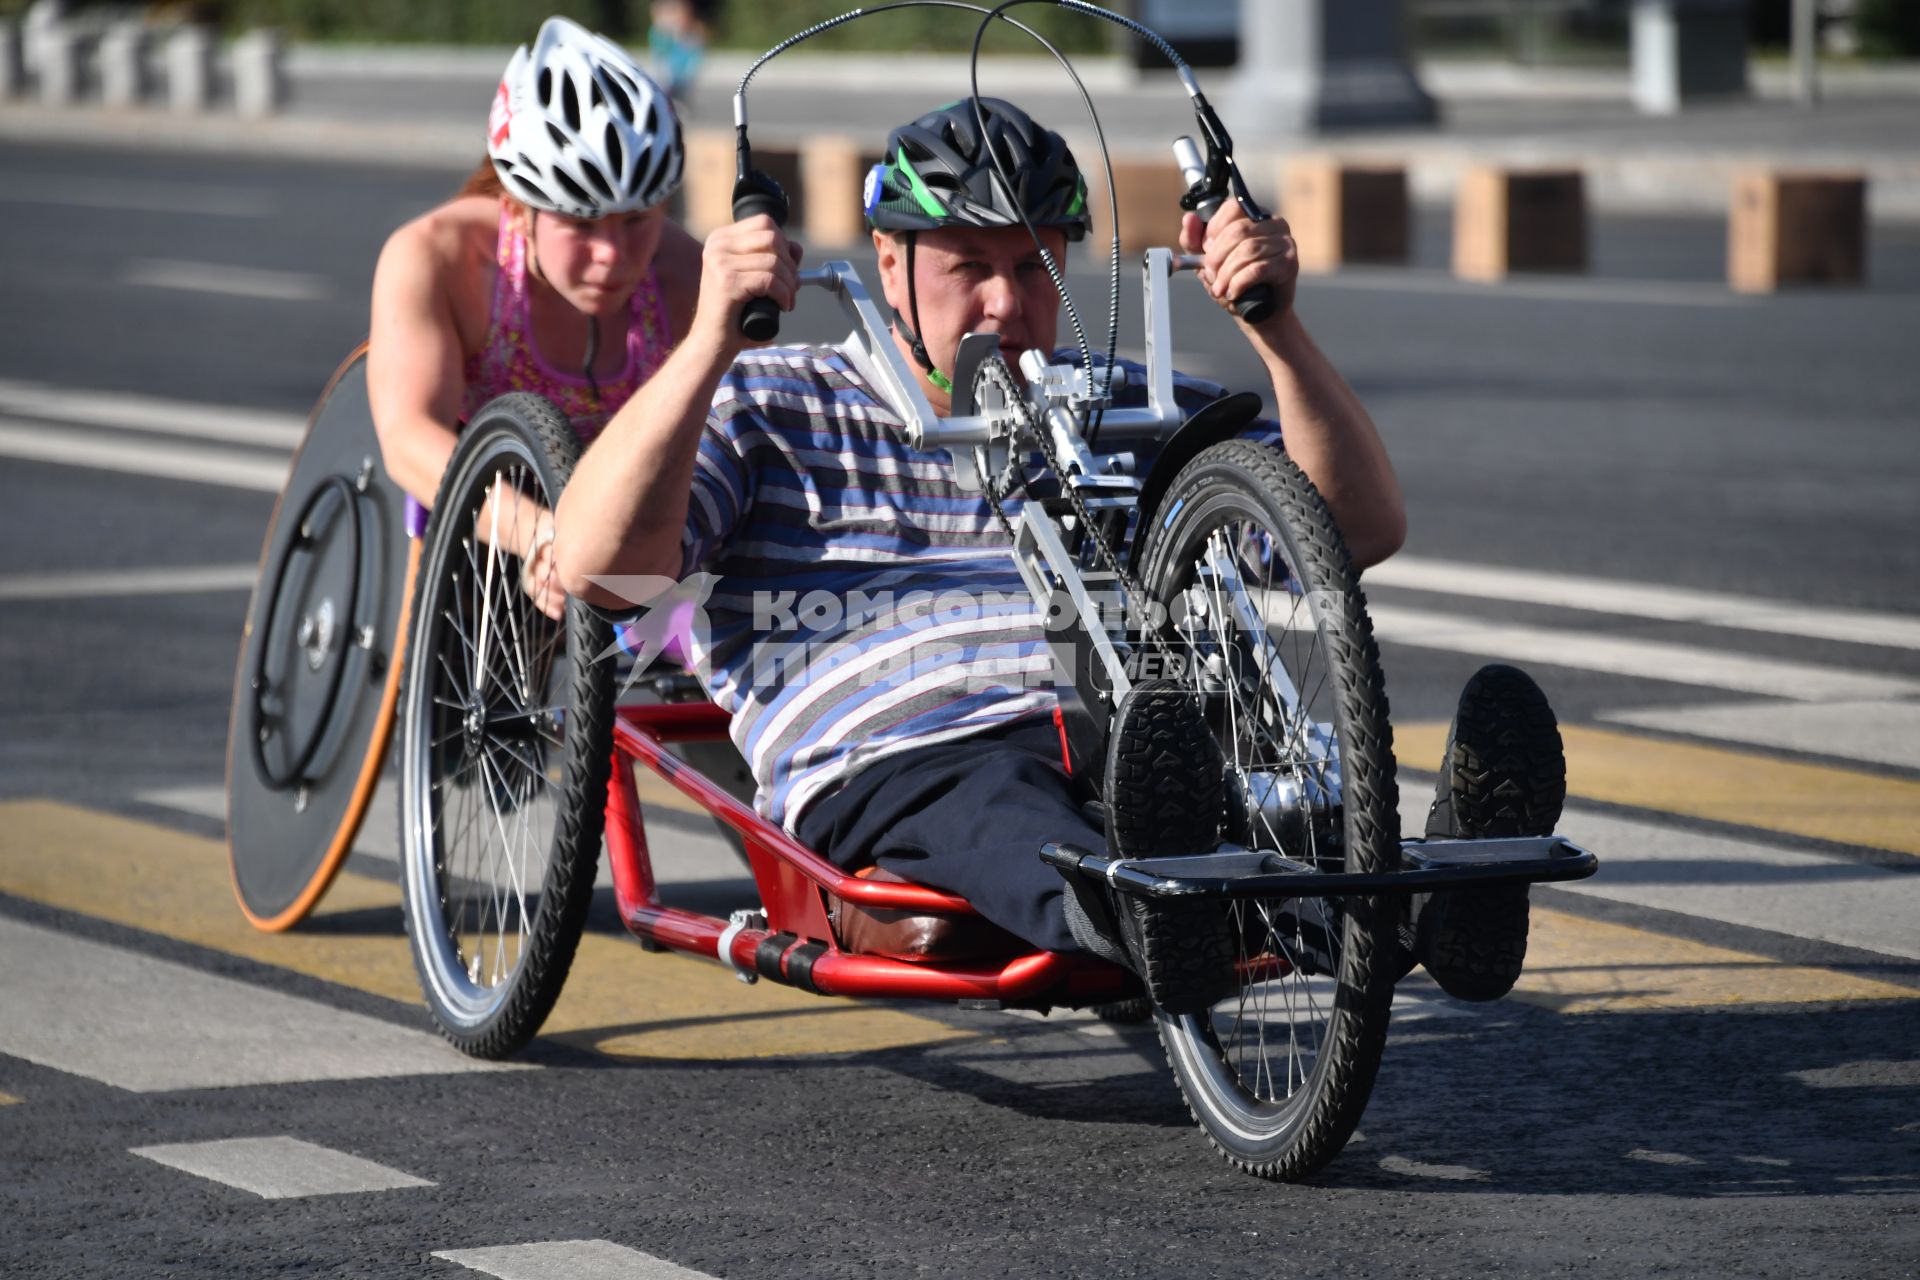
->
[1396,722,1920,858]
[1515,907,1916,1014]
[0,801,966,1060]
[0,1091,19,1106]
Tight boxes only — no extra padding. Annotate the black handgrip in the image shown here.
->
[732,168,789,343]
[1233,284,1276,326]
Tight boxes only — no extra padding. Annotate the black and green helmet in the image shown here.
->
[864,97,1090,241]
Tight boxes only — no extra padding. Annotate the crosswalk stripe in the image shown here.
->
[0,800,967,1062]
[0,916,512,1091]
[1514,908,1915,1014]
[0,563,258,602]
[0,419,289,492]
[131,1137,433,1198]
[1600,699,1920,774]
[1366,555,1920,651]
[1369,606,1920,702]
[0,377,306,448]
[1397,773,1920,962]
[1397,722,1920,858]
[435,1240,718,1280]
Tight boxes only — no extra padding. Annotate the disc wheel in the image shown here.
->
[397,394,613,1058]
[1136,439,1397,1181]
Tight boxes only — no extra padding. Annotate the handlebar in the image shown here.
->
[732,168,789,343]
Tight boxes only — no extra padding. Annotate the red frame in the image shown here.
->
[604,703,1134,1006]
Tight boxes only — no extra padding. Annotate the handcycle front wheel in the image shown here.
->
[396,393,614,1059]
[1136,438,1399,1181]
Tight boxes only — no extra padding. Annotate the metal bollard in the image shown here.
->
[34,22,79,107]
[232,27,283,118]
[165,23,213,113]
[98,20,150,109]
[0,18,22,101]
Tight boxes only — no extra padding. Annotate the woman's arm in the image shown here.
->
[366,213,468,510]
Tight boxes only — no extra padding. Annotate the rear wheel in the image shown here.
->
[396,394,613,1059]
[1136,439,1398,1181]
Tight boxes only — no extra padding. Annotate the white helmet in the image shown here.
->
[486,16,684,219]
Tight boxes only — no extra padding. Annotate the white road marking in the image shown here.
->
[1602,699,1920,773]
[1368,603,1920,702]
[0,917,523,1092]
[125,258,331,303]
[0,377,306,449]
[0,563,257,602]
[1312,268,1754,309]
[1789,1060,1920,1089]
[0,175,275,218]
[131,1136,433,1199]
[435,1241,720,1279]
[1378,1154,1491,1180]
[0,419,289,492]
[1628,1149,1703,1166]
[1365,555,1920,652]
[1395,782,1920,962]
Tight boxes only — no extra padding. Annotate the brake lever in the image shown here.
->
[1172,135,1277,326]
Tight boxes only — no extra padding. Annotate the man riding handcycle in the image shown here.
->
[247,2,1595,1183]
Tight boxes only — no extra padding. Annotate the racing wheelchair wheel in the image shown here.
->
[1136,438,1398,1181]
[397,393,614,1058]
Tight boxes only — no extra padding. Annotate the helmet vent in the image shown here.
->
[555,169,596,208]
[604,74,634,123]
[603,123,625,179]
[546,121,570,152]
[537,68,553,105]
[560,75,582,132]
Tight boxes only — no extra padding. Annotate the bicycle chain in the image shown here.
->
[972,354,1176,664]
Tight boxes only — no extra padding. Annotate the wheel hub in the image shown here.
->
[297,597,338,672]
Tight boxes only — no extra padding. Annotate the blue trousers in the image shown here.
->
[793,717,1103,953]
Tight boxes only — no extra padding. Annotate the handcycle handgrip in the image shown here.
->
[732,167,789,343]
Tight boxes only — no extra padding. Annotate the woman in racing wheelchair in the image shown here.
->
[228,16,701,933]
[368,14,700,620]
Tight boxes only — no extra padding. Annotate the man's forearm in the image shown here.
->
[1255,310,1406,569]
[554,335,736,603]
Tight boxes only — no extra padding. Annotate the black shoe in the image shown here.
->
[1413,664,1566,1002]
[1101,679,1236,1016]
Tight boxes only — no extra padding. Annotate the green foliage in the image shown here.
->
[1857,0,1920,57]
[214,0,640,43]
[691,0,1110,55]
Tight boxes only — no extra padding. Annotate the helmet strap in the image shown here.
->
[583,315,602,405]
[891,232,953,394]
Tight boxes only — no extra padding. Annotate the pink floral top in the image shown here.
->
[463,209,673,444]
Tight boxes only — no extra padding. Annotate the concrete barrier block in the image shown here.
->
[33,23,79,106]
[1087,159,1190,257]
[165,24,213,114]
[232,28,283,118]
[98,21,150,109]
[0,18,23,100]
[682,128,804,241]
[801,135,882,250]
[1728,171,1867,293]
[1453,167,1587,282]
[1281,157,1409,273]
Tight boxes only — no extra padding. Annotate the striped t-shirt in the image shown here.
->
[672,342,1268,830]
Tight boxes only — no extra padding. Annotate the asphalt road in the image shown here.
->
[0,141,1917,1278]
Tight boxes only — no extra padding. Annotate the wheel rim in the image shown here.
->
[1153,494,1355,1136]
[405,441,569,1026]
